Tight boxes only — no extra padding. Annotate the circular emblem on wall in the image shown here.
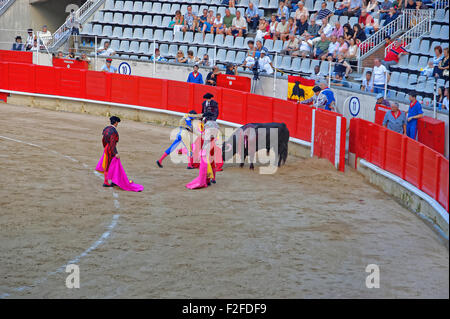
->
[118,62,131,75]
[348,96,361,117]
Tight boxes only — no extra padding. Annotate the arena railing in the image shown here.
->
[0,0,14,16]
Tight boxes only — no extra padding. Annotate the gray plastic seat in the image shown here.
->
[143,28,153,41]
[204,33,214,45]
[129,41,140,54]
[161,3,171,15]
[394,54,408,71]
[424,81,435,95]
[112,26,123,38]
[143,2,152,13]
[142,15,152,26]
[174,31,184,42]
[123,1,134,12]
[428,41,441,56]
[184,32,194,43]
[148,43,158,55]
[151,16,162,27]
[101,25,113,37]
[180,5,189,15]
[193,32,203,44]
[406,55,419,71]
[216,49,227,62]
[103,12,113,24]
[397,73,409,90]
[161,16,172,28]
[319,61,330,74]
[429,25,441,41]
[153,29,164,41]
[159,44,169,57]
[418,40,430,56]
[207,48,216,60]
[122,27,133,39]
[110,39,120,51]
[170,4,181,15]
[272,40,283,53]
[151,3,162,14]
[299,58,310,73]
[188,46,198,57]
[163,30,173,42]
[132,15,143,26]
[81,23,93,35]
[120,54,130,59]
[168,44,178,58]
[339,16,349,25]
[263,39,273,51]
[308,59,320,73]
[197,47,207,59]
[119,40,129,52]
[225,50,235,63]
[140,56,150,61]
[348,17,358,27]
[133,28,143,39]
[235,51,246,64]
[132,1,143,13]
[433,9,446,23]
[259,0,269,9]
[408,38,421,55]
[112,13,123,25]
[123,14,133,25]
[388,71,400,88]
[104,0,114,11]
[114,1,124,11]
[269,0,278,9]
[233,37,244,49]
[92,11,103,23]
[92,24,102,37]
[214,34,224,46]
[280,56,292,70]
[291,58,301,72]
[273,55,282,69]
[440,26,449,40]
[223,35,234,48]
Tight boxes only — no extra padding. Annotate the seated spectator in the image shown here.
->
[285,17,298,40]
[255,18,270,41]
[310,65,326,81]
[38,25,52,47]
[331,21,344,38]
[378,0,393,21]
[346,38,358,60]
[376,92,390,107]
[352,23,366,42]
[213,13,225,34]
[319,17,333,38]
[315,1,333,25]
[295,1,309,23]
[222,9,235,34]
[294,15,307,38]
[344,0,363,17]
[442,87,449,110]
[268,14,278,40]
[281,34,299,55]
[206,65,221,86]
[359,9,378,37]
[182,6,197,33]
[187,64,204,84]
[225,63,238,75]
[277,1,290,20]
[151,48,168,62]
[421,61,435,78]
[406,92,424,140]
[436,86,445,108]
[293,33,313,58]
[80,52,92,69]
[335,0,351,16]
[313,33,331,59]
[199,54,210,67]
[97,41,115,57]
[432,46,444,78]
[258,49,274,75]
[337,36,349,56]
[275,16,289,41]
[56,51,64,58]
[173,10,185,33]
[365,0,379,14]
[25,28,35,51]
[101,58,117,73]
[361,70,374,92]
[30,39,39,51]
[436,47,449,80]
[373,58,389,94]
[332,54,352,86]
[12,36,24,51]
[326,35,340,61]
[67,50,76,59]
[343,23,354,41]
[255,40,267,58]
[382,7,399,34]
[382,38,408,70]
[186,50,200,64]
[176,50,187,63]
[202,10,215,38]
[307,18,320,37]
[245,2,260,33]
[383,102,407,134]
[229,10,247,37]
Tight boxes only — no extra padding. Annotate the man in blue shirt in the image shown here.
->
[245,2,260,33]
[187,65,204,84]
[406,92,424,140]
[319,82,336,111]
[383,102,406,134]
[101,58,117,73]
[344,0,362,17]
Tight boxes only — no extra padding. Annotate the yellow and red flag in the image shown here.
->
[287,75,315,102]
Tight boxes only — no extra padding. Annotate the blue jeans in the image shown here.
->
[334,8,348,16]
[365,26,374,37]
[406,121,418,140]
[373,84,385,95]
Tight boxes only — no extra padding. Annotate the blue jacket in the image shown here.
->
[187,72,204,84]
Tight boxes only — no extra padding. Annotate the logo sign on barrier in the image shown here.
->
[118,62,132,75]
[348,97,361,117]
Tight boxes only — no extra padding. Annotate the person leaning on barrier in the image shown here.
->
[302,86,324,105]
[101,58,117,73]
[383,102,406,135]
[12,36,24,51]
[225,63,238,75]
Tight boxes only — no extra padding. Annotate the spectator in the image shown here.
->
[275,16,289,41]
[281,34,300,55]
[373,58,389,94]
[376,92,391,107]
[343,23,354,41]
[30,39,39,52]
[245,2,260,33]
[378,0,393,21]
[255,40,267,58]
[436,86,445,108]
[365,0,379,13]
[201,10,215,38]
[101,58,117,73]
[346,38,358,60]
[225,63,238,75]
[294,33,313,58]
[332,54,352,86]
[421,61,434,78]
[222,9,235,34]
[302,86,323,105]
[310,65,326,81]
[432,46,444,78]
[412,0,426,9]
[67,51,76,59]
[382,7,399,34]
[268,14,278,39]
[295,2,309,23]
[206,65,221,86]
[315,1,333,25]
[25,28,35,51]
[151,48,168,62]
[12,36,24,51]
[97,41,115,57]
[383,102,407,134]
[442,87,449,110]
[38,25,52,47]
[337,36,349,56]
[319,17,333,37]
[199,54,210,67]
[187,65,204,84]
[406,92,424,140]
[353,23,366,42]
[318,81,336,111]
[66,9,81,36]
[173,10,185,34]
[187,50,200,64]
[56,51,64,58]
[198,9,209,31]
[295,16,307,37]
[331,21,344,38]
[359,9,377,37]
[335,0,351,16]
[258,49,274,75]
[326,35,340,61]
[314,32,331,59]
[344,0,363,17]
[255,18,270,41]
[382,38,408,70]
[176,50,187,63]
[182,5,197,33]
[213,13,225,34]
[80,52,92,69]
[277,1,290,20]
[229,10,247,37]
[307,18,321,37]
[361,70,374,92]
[436,47,449,80]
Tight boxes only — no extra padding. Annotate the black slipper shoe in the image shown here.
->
[103,183,113,187]
[156,160,163,168]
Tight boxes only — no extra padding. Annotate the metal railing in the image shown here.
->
[46,0,106,51]
[434,0,449,10]
[0,0,15,16]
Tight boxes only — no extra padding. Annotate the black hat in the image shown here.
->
[27,28,33,32]
[203,93,214,99]
[312,86,321,93]
[16,36,22,40]
[110,116,121,125]
[106,58,112,63]
[188,110,197,114]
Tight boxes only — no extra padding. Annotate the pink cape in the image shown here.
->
[96,154,144,192]
[185,149,210,189]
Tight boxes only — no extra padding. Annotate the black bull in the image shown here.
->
[222,123,290,169]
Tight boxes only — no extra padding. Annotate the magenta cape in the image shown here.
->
[96,154,144,192]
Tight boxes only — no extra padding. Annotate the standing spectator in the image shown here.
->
[67,9,81,36]
[436,86,445,108]
[376,92,391,107]
[372,58,389,94]
[38,25,52,47]
[25,28,35,50]
[222,9,235,34]
[436,47,449,80]
[406,92,424,140]
[383,102,407,134]
[315,2,333,26]
[229,10,247,37]
[12,36,24,51]
[97,40,115,57]
[206,65,221,86]
[382,38,408,70]
[245,2,260,33]
[182,6,197,33]
[378,0,393,21]
[432,46,444,78]
[361,70,374,92]
[318,81,336,111]
[101,58,117,73]
[307,18,320,37]
[187,65,204,84]
[442,87,449,110]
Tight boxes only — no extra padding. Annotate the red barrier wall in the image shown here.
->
[0,50,33,64]
[52,58,89,70]
[216,74,251,92]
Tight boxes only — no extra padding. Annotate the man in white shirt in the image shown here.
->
[97,41,116,57]
[258,49,273,75]
[320,17,333,38]
[293,33,313,58]
[372,58,389,95]
[25,28,35,51]
[326,35,340,61]
[228,10,247,37]
[38,25,52,47]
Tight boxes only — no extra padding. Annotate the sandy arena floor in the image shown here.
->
[0,102,448,299]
